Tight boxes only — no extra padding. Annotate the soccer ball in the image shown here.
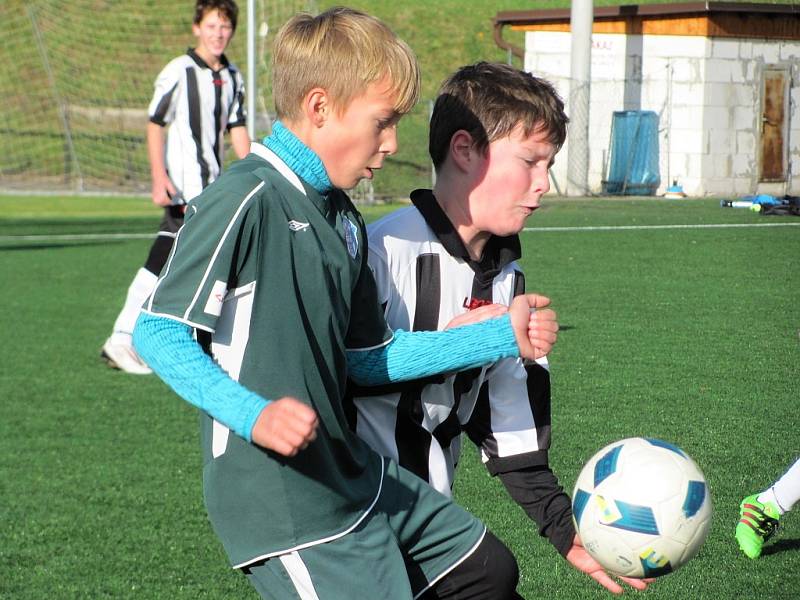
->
[572,437,712,578]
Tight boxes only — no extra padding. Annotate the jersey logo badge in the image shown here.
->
[343,217,359,258]
[288,219,310,232]
[463,297,492,311]
[204,280,228,316]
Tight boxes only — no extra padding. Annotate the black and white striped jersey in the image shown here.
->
[348,189,552,497]
[148,48,246,202]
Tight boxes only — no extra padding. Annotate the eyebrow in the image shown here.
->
[381,111,403,124]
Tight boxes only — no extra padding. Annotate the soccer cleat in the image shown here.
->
[736,494,781,559]
[101,338,152,375]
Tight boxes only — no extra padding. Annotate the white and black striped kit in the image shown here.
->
[348,189,552,497]
[148,49,246,202]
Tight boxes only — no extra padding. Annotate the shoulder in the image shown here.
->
[367,205,427,243]
[154,54,192,82]
[161,54,194,72]
[367,205,432,265]
[196,156,274,207]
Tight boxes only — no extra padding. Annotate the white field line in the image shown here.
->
[523,222,800,232]
[0,222,798,243]
[0,232,155,242]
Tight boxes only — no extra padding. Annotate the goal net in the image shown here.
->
[0,0,316,194]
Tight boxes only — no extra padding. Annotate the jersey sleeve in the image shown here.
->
[498,466,576,557]
[145,180,263,331]
[345,211,393,350]
[464,358,553,474]
[227,67,247,129]
[148,59,182,126]
[365,232,392,309]
[133,312,269,442]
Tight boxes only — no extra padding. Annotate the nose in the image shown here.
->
[380,126,398,156]
[532,167,550,196]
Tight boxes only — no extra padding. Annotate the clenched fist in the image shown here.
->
[250,397,319,456]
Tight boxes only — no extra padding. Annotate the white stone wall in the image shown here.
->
[524,29,800,197]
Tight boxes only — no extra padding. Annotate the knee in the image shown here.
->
[476,531,519,598]
[144,235,175,275]
[430,530,520,600]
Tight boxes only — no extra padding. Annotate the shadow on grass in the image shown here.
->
[762,537,800,556]
[0,239,136,252]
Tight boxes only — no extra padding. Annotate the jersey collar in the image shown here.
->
[263,121,332,194]
[410,188,521,279]
[187,47,230,71]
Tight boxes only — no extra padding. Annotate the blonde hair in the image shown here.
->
[272,7,420,121]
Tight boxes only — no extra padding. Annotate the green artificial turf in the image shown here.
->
[1,195,798,598]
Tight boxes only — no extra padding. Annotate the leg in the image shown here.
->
[764,457,800,513]
[736,457,800,559]
[242,512,415,600]
[101,207,183,373]
[382,461,520,600]
[108,266,160,343]
[422,530,522,600]
[142,204,185,275]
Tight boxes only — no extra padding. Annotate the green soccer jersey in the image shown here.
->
[148,144,391,567]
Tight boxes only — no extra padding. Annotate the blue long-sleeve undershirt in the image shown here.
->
[133,312,519,443]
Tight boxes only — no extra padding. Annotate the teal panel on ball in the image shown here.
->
[683,480,706,518]
[594,445,622,487]
[645,438,686,458]
[608,499,659,535]
[573,488,591,525]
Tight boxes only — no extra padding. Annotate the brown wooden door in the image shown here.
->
[760,68,787,182]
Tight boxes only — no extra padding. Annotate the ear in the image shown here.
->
[192,23,201,38]
[449,130,475,173]
[302,87,331,128]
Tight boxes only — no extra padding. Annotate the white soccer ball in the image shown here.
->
[572,437,712,578]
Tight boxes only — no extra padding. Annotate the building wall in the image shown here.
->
[525,30,800,196]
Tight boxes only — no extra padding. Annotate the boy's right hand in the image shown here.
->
[251,398,319,456]
[510,293,558,360]
[151,172,178,207]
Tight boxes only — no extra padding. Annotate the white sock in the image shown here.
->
[758,458,800,514]
[109,268,158,343]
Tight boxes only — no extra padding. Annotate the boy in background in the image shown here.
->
[133,9,558,599]
[102,0,250,373]
[349,62,650,595]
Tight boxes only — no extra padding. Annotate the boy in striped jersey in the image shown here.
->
[350,62,651,594]
[102,0,250,374]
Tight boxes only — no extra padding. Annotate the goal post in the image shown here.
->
[1,0,315,194]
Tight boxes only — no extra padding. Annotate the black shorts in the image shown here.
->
[158,205,185,235]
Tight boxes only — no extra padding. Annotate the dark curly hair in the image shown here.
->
[194,0,238,31]
[429,62,568,169]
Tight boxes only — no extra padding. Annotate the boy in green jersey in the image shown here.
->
[134,8,557,599]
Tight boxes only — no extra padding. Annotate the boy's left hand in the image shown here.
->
[566,535,654,594]
[509,294,558,360]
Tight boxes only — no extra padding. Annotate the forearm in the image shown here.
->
[498,466,576,557]
[230,125,251,159]
[132,312,268,442]
[146,122,168,180]
[346,314,518,386]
